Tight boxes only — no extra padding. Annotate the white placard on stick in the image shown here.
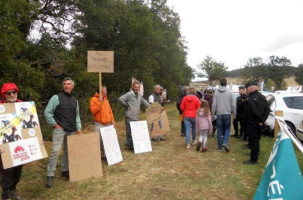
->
[87,51,114,73]
[130,121,152,154]
[100,125,123,166]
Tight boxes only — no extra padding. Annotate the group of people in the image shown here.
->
[176,79,270,165]
[0,77,270,199]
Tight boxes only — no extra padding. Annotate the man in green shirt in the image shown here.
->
[44,77,82,188]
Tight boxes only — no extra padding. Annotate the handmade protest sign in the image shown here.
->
[0,102,47,169]
[145,102,164,137]
[67,133,103,182]
[161,110,170,133]
[100,125,123,166]
[130,121,152,154]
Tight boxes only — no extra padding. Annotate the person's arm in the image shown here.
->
[142,97,151,108]
[231,93,236,119]
[44,95,59,127]
[247,96,263,123]
[90,97,102,115]
[148,95,154,104]
[76,101,82,135]
[211,93,217,118]
[180,97,185,112]
[118,93,129,108]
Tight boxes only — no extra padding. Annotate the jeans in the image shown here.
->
[216,114,231,150]
[184,117,196,144]
[151,120,163,139]
[47,128,75,176]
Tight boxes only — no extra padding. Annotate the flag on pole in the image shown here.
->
[253,117,303,200]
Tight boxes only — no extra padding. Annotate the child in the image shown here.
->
[195,99,213,152]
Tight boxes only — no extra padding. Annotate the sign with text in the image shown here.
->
[67,133,103,182]
[130,121,152,154]
[0,102,47,169]
[100,125,123,166]
[87,51,114,73]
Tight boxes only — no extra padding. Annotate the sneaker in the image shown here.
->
[45,176,54,188]
[202,148,207,152]
[159,138,166,141]
[151,138,158,142]
[222,144,230,152]
[61,170,70,179]
[216,148,222,152]
[196,142,202,151]
[186,143,190,149]
[243,160,258,165]
[180,133,185,137]
[191,140,197,146]
[9,190,24,200]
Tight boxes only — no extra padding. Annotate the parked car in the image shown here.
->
[265,93,303,140]
[297,119,303,141]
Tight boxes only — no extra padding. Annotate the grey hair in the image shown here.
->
[63,77,75,86]
[154,84,161,89]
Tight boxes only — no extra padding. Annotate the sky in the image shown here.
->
[166,0,303,72]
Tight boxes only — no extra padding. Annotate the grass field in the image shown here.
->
[17,104,303,200]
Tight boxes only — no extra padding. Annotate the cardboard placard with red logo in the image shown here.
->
[0,102,48,169]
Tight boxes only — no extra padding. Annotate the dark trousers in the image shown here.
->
[247,123,262,161]
[233,118,239,135]
[239,118,247,138]
[181,120,185,134]
[125,117,137,147]
[0,155,23,198]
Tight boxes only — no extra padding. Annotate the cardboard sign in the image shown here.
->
[161,110,170,133]
[0,102,47,169]
[145,102,162,124]
[150,122,164,137]
[130,121,152,154]
[67,133,103,182]
[87,51,114,73]
[100,125,123,166]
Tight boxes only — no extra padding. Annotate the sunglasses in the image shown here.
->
[5,91,17,95]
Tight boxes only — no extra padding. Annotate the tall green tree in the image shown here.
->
[198,56,227,85]
[295,64,303,91]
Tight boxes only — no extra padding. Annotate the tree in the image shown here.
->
[240,57,267,83]
[295,64,303,91]
[198,56,227,85]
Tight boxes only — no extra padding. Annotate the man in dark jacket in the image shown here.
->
[243,81,270,165]
[232,86,247,139]
[176,86,189,137]
[44,77,82,187]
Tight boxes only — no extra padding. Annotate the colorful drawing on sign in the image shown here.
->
[15,102,40,129]
[0,113,23,144]
[130,121,152,154]
[8,137,42,166]
[100,125,123,166]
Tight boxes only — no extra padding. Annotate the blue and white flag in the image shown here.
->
[254,117,303,199]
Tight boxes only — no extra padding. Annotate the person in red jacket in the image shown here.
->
[0,83,24,200]
[180,86,200,149]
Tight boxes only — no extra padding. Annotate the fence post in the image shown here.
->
[274,110,283,140]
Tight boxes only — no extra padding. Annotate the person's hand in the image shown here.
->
[258,122,263,127]
[54,124,62,129]
[127,106,131,110]
[41,141,45,145]
[209,132,212,136]
[77,129,82,135]
[99,96,104,102]
[162,107,166,111]
[0,150,4,154]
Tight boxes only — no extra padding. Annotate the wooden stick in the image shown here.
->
[99,72,102,98]
[274,110,283,140]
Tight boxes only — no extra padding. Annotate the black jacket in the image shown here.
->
[176,89,187,114]
[236,93,247,119]
[246,90,270,124]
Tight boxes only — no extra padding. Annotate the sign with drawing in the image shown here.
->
[0,102,47,169]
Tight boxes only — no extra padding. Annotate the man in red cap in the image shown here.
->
[0,83,24,200]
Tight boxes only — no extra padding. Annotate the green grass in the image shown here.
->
[16,104,303,199]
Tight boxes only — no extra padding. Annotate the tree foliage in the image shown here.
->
[197,56,227,85]
[295,64,303,87]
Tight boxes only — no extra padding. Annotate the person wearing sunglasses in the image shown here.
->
[0,83,24,200]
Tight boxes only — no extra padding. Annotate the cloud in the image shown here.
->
[263,33,303,52]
